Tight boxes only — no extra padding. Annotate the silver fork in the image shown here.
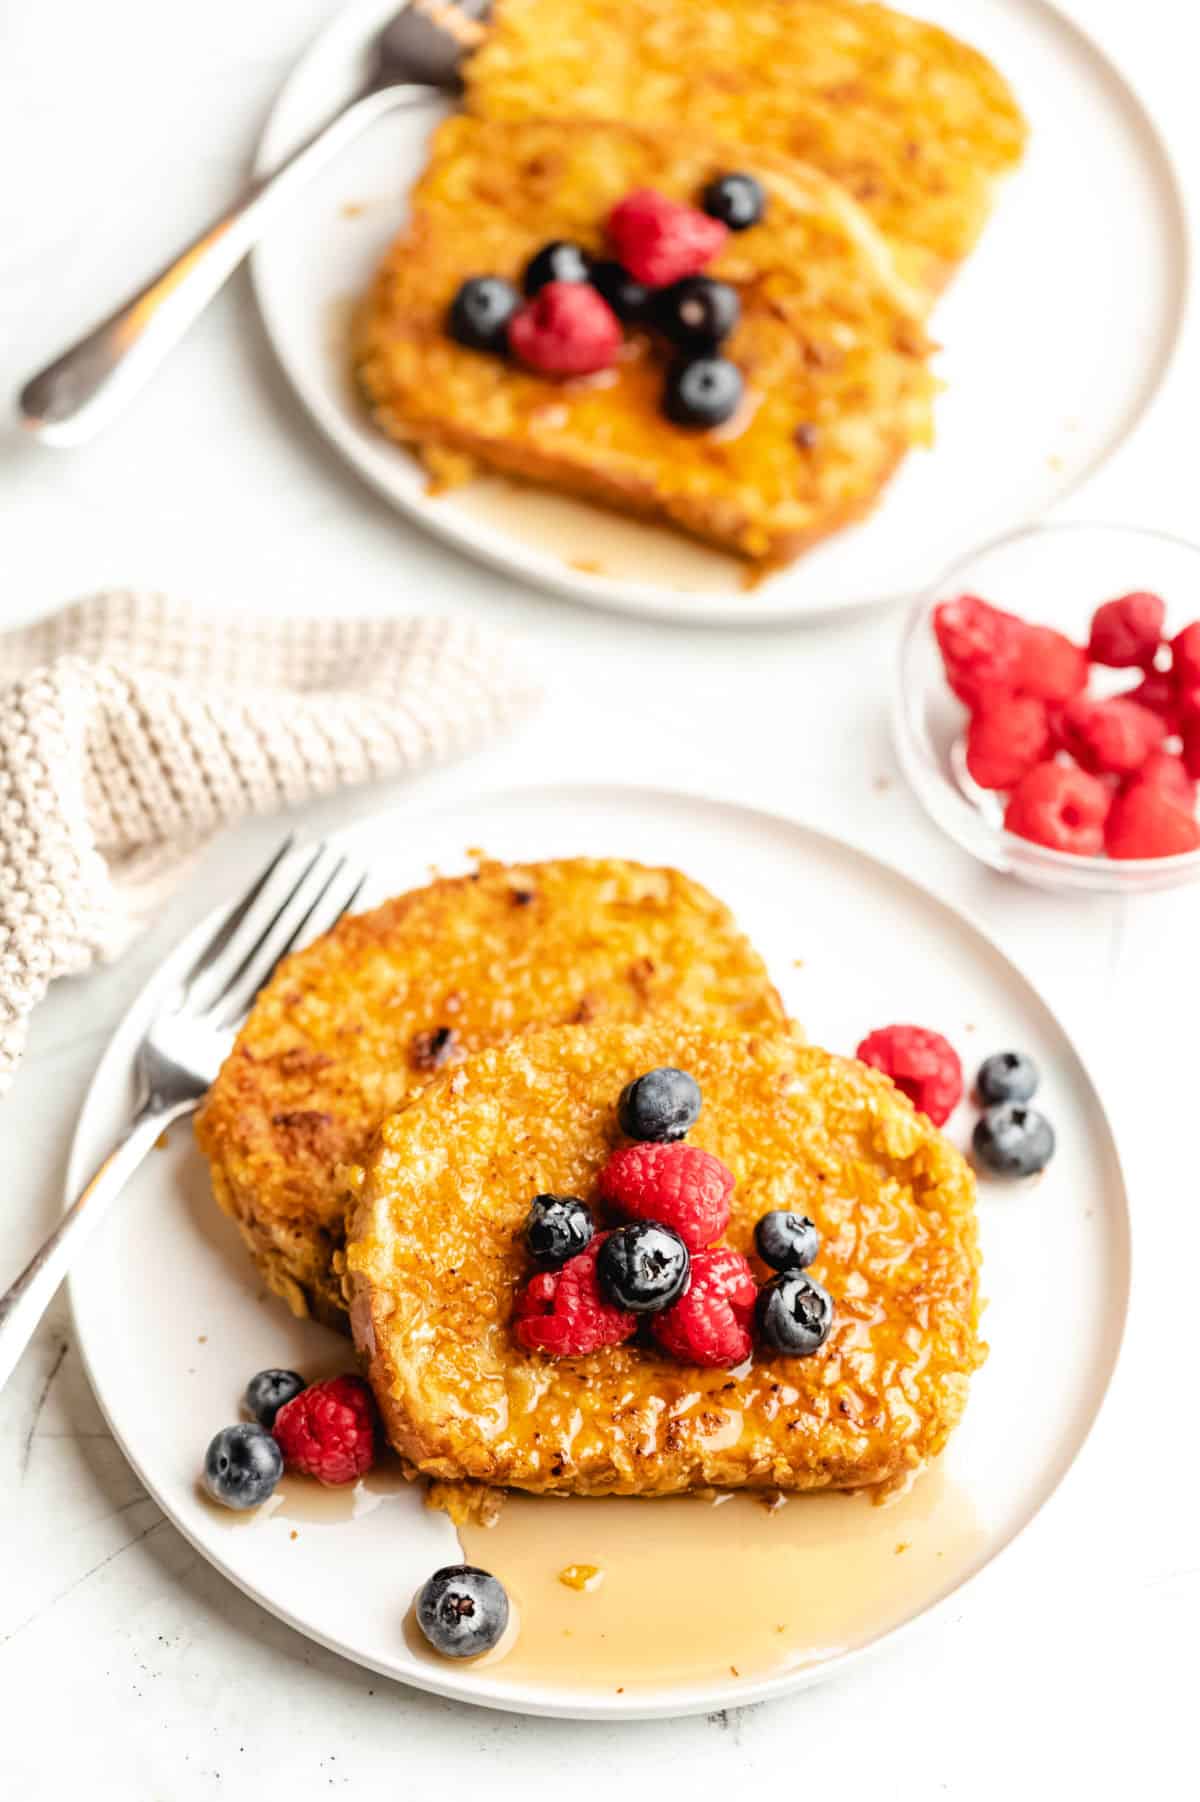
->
[0,837,367,1393]
[18,0,491,446]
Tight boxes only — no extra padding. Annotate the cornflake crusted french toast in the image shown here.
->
[194,859,786,1328]
[353,116,937,568]
[345,1022,985,1498]
[466,0,1028,300]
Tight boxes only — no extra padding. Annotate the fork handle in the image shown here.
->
[18,83,419,447]
[0,1100,196,1394]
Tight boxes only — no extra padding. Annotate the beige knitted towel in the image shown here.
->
[0,591,540,1091]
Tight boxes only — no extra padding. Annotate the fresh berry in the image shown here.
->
[1057,694,1166,776]
[415,1565,509,1659]
[1104,782,1200,860]
[933,594,1025,711]
[589,258,651,321]
[653,276,740,351]
[617,1066,702,1142]
[522,239,592,295]
[203,1423,283,1511]
[596,1222,690,1314]
[273,1374,377,1486]
[244,1369,306,1430]
[754,1211,819,1272]
[1014,625,1088,704]
[1004,760,1111,855]
[513,1234,636,1356]
[972,1103,1055,1177]
[1088,591,1165,669]
[702,172,766,232]
[1176,681,1200,725]
[598,1141,733,1249]
[1129,668,1181,727]
[1172,621,1200,686]
[524,1193,594,1268]
[1184,718,1200,782]
[508,281,622,376]
[447,276,520,353]
[756,1271,834,1356]
[965,695,1052,791]
[652,1247,757,1366]
[976,1051,1039,1107]
[663,356,743,428]
[608,188,728,287]
[1135,750,1196,811]
[855,1025,963,1127]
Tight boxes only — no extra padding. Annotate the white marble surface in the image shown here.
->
[1,1,1197,1794]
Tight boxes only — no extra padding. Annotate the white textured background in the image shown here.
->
[0,1,1196,1795]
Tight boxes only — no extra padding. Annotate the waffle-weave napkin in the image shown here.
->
[0,590,540,1091]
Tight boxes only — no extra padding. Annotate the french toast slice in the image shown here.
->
[345,1022,984,1498]
[195,860,785,1328]
[466,0,1028,300]
[353,115,937,568]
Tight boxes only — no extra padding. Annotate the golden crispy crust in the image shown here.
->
[346,1023,984,1497]
[467,0,1028,297]
[353,116,936,568]
[195,860,785,1327]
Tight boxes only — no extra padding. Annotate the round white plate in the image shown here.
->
[251,0,1187,626]
[67,782,1129,1719]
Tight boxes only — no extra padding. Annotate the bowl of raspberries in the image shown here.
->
[894,520,1200,892]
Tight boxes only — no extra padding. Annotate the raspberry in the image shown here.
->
[513,1234,635,1356]
[965,695,1051,791]
[273,1374,377,1486]
[1183,718,1200,782]
[507,281,621,375]
[1003,760,1110,855]
[1176,680,1200,725]
[855,1025,963,1127]
[933,593,1025,710]
[607,189,728,287]
[1087,591,1165,669]
[1129,668,1181,728]
[1057,694,1165,776]
[652,1247,758,1367]
[1015,624,1088,704]
[597,1141,733,1250]
[1104,782,1200,860]
[1171,621,1200,687]
[1134,749,1196,811]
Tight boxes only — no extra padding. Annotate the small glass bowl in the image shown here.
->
[893,520,1200,895]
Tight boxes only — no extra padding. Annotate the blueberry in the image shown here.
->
[203,1423,283,1511]
[244,1369,306,1429]
[617,1067,702,1142]
[663,357,743,429]
[447,276,520,352]
[597,1222,690,1313]
[976,1050,1039,1107]
[972,1104,1055,1178]
[702,172,766,231]
[756,1272,834,1356]
[523,240,592,296]
[653,277,740,352]
[590,259,651,322]
[524,1194,594,1268]
[415,1564,510,1659]
[754,1211,819,1272]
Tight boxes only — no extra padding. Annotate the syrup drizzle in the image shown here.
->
[452,1464,983,1693]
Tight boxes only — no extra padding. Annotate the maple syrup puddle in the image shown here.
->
[451,1463,983,1693]
[445,477,746,594]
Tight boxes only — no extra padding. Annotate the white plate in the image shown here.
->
[67,782,1129,1719]
[251,0,1187,626]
